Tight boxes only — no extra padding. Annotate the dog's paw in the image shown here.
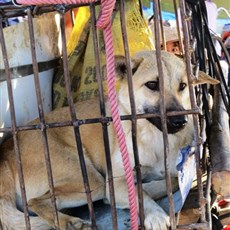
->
[63,217,91,230]
[144,207,170,230]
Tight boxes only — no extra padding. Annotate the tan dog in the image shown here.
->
[0,51,218,230]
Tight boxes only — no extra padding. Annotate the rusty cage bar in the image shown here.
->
[0,0,228,229]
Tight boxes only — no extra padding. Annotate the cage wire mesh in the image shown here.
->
[0,0,229,229]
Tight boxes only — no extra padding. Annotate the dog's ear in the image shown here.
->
[115,55,144,79]
[192,71,220,85]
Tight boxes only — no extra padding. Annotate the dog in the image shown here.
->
[0,50,218,230]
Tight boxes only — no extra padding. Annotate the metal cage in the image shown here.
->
[0,0,229,229]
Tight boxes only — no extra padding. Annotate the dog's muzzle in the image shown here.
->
[147,114,188,134]
[167,115,188,133]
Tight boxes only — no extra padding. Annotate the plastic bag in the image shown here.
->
[53,0,154,109]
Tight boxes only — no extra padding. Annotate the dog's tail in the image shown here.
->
[0,161,50,230]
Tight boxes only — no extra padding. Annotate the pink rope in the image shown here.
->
[96,0,115,29]
[16,0,112,29]
[17,0,96,4]
[97,4,138,229]
[103,23,138,230]
[98,6,138,229]
[16,0,139,228]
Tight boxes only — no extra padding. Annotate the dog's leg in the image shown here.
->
[142,191,170,230]
[28,191,89,230]
[28,170,104,230]
[106,177,170,230]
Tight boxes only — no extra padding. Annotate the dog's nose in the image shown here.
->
[167,115,188,133]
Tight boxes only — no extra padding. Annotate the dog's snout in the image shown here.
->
[169,115,188,126]
[145,105,188,134]
[167,115,188,134]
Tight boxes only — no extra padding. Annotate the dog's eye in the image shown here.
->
[145,81,159,91]
[179,82,187,91]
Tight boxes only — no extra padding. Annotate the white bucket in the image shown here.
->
[0,12,61,144]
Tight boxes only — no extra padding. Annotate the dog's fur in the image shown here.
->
[0,51,218,230]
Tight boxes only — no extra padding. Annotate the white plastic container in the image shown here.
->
[0,12,61,144]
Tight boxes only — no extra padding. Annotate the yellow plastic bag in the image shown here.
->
[67,7,90,55]
[53,0,154,109]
